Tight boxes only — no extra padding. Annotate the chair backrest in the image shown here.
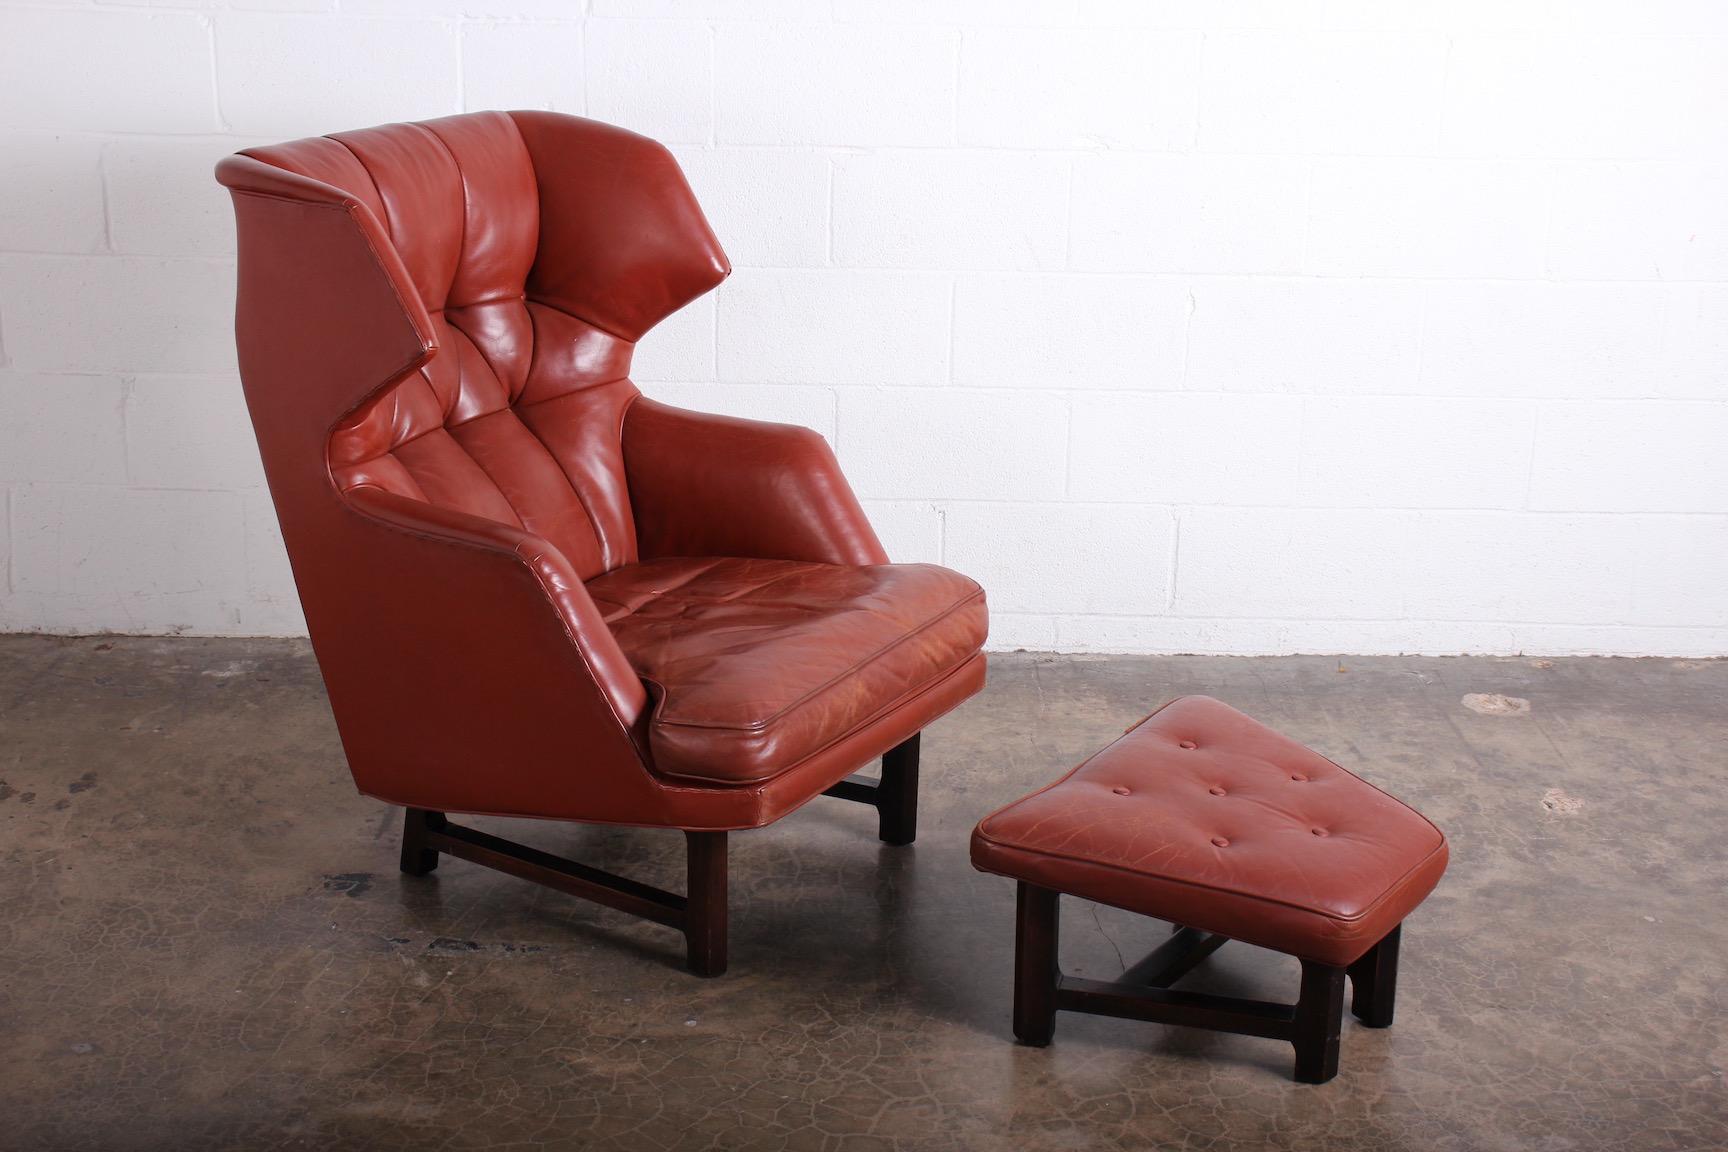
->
[236,111,728,581]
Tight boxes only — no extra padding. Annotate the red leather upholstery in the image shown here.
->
[216,111,988,830]
[588,558,987,784]
[971,697,1447,966]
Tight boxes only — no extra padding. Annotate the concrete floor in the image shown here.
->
[1,637,1725,1151]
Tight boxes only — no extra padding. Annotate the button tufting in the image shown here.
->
[1208,786,1226,796]
[1311,827,1328,837]
[1290,774,1308,782]
[1112,786,1130,796]
[1179,740,1197,750]
[1210,836,1229,848]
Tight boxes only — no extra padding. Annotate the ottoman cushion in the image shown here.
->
[971,696,1447,967]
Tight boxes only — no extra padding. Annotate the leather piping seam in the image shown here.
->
[505,382,635,569]
[586,557,728,621]
[329,135,395,241]
[971,832,1448,931]
[317,205,435,449]
[647,584,986,732]
[652,650,986,790]
[435,294,526,313]
[529,294,636,345]
[511,374,631,415]
[330,375,634,474]
[420,119,471,309]
[611,389,642,568]
[223,188,356,210]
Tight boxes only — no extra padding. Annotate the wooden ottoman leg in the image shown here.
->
[1013,882,1059,1046]
[1293,959,1346,1084]
[1348,924,1401,1028]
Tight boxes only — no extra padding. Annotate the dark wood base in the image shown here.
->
[1010,882,1404,1084]
[399,807,730,977]
[397,732,923,976]
[821,732,921,845]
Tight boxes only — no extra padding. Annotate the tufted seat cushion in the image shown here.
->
[587,557,988,786]
[971,696,1447,967]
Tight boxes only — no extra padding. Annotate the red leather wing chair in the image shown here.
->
[216,111,988,975]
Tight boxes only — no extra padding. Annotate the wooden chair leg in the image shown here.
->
[399,807,440,876]
[1013,882,1059,1046]
[1292,959,1346,1084]
[877,733,921,846]
[1347,923,1401,1028]
[684,830,728,978]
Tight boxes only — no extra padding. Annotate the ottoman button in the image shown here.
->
[1208,786,1226,796]
[1211,836,1230,848]
[1311,827,1329,837]
[1179,740,1197,750]
[1290,774,1308,782]
[1112,786,1130,796]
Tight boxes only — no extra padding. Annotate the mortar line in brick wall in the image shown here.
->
[1539,157,1559,279]
[205,12,228,134]
[1434,36,1455,155]
[13,122,1715,164]
[1412,278,1430,383]
[1010,614,1726,632]
[8,252,1722,292]
[827,386,840,455]
[0,253,239,267]
[1297,158,1314,270]
[118,377,134,485]
[705,22,716,147]
[695,265,1728,287]
[945,278,956,386]
[1523,404,1542,510]
[1190,31,1206,152]
[579,14,590,116]
[1165,510,1180,612]
[849,500,1728,518]
[580,21,594,124]
[454,17,467,112]
[1057,390,1071,494]
[949,28,962,146]
[96,147,114,254]
[823,158,834,265]
[918,386,1728,405]
[688,141,1717,163]
[1061,156,1074,270]
[1177,284,1196,383]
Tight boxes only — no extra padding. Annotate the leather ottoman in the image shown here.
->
[971,695,1448,1083]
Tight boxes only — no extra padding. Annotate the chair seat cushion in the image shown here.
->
[971,696,1448,967]
[586,557,988,785]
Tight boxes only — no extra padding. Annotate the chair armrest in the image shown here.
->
[622,397,888,566]
[345,486,649,731]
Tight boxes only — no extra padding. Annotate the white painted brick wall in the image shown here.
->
[0,0,1724,656]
